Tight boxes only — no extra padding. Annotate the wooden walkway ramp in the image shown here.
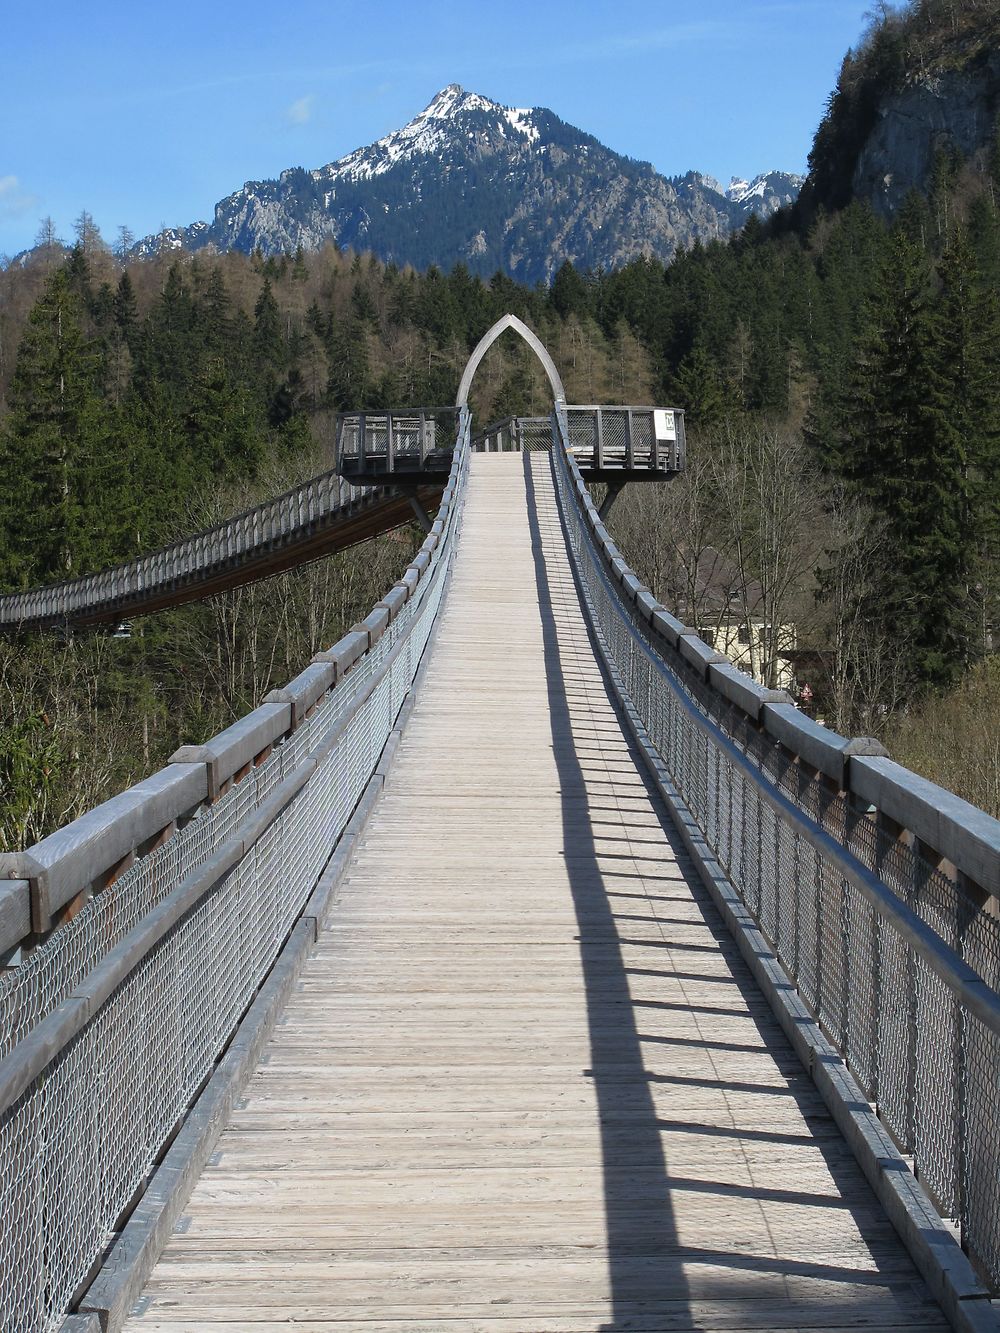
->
[125,452,948,1332]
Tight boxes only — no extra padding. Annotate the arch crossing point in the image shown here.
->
[455,313,567,408]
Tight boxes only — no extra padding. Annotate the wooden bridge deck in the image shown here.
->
[124,453,948,1332]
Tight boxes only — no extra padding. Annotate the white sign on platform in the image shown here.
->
[653,409,677,442]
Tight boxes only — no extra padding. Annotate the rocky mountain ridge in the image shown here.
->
[133,85,803,283]
[852,51,1000,215]
[801,4,1000,220]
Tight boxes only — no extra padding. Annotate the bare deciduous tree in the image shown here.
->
[611,421,829,689]
[707,421,828,687]
[811,487,910,735]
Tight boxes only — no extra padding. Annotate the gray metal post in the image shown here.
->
[598,483,625,521]
[407,494,433,533]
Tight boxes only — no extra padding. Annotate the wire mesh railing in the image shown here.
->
[471,408,685,471]
[565,405,685,472]
[471,417,553,453]
[551,407,1000,1290]
[336,409,459,477]
[0,412,471,1333]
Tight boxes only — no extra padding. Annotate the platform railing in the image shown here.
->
[0,411,471,1333]
[552,406,1000,1290]
[565,405,685,472]
[471,408,685,471]
[471,416,552,453]
[336,408,459,477]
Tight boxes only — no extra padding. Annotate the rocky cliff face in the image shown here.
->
[132,86,802,283]
[852,52,1000,215]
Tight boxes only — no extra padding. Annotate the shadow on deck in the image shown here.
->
[523,451,942,1331]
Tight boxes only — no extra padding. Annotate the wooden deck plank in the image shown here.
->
[123,452,946,1331]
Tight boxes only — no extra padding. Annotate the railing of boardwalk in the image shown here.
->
[0,469,382,630]
[470,407,687,472]
[563,404,686,472]
[472,416,553,453]
[551,405,1000,1291]
[0,409,471,1333]
[336,408,459,478]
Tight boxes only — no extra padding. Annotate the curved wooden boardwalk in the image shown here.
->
[124,453,947,1331]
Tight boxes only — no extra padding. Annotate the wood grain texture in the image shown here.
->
[123,453,946,1332]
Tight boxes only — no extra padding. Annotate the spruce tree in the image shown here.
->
[0,268,106,584]
[138,263,197,404]
[839,230,970,686]
[936,229,1000,654]
[113,271,138,342]
[201,269,232,358]
[549,261,590,321]
[668,343,732,427]
[252,279,283,371]
[326,317,371,410]
[968,192,1000,290]
[252,277,287,419]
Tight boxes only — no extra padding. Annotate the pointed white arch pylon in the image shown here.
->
[455,313,566,408]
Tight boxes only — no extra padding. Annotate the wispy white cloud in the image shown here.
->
[285,95,315,127]
[0,175,40,218]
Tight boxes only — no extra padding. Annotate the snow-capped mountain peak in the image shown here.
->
[128,85,803,281]
[425,83,469,116]
[320,85,541,185]
[726,170,806,214]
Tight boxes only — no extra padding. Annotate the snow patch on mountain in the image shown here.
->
[726,171,806,214]
[320,85,542,185]
[504,106,540,143]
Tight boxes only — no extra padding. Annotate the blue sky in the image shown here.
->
[1,0,874,258]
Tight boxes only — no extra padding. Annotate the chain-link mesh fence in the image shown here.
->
[0,421,469,1333]
[471,417,553,453]
[518,419,553,451]
[472,409,684,471]
[564,407,684,471]
[337,410,458,475]
[551,419,1000,1291]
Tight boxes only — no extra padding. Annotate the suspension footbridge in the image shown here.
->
[0,318,998,1333]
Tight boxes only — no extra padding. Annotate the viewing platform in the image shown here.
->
[335,403,686,488]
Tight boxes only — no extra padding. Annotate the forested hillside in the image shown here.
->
[0,230,660,590]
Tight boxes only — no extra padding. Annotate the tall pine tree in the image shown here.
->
[837,229,970,686]
[0,269,107,585]
[936,228,1000,655]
